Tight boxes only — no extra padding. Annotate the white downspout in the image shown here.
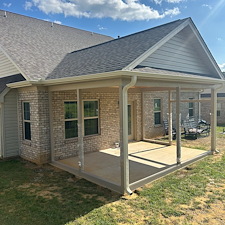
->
[120,75,137,195]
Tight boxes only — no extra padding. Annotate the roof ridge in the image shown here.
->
[0,9,112,39]
[69,18,189,55]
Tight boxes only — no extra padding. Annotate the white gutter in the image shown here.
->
[7,70,224,89]
[7,80,32,89]
[214,83,224,91]
[130,71,224,85]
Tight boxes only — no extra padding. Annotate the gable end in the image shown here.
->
[0,48,21,78]
[137,23,222,79]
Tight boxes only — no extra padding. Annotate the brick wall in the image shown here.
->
[17,85,201,164]
[172,92,200,125]
[143,91,200,139]
[143,91,168,138]
[52,88,143,160]
[201,98,225,125]
[18,87,50,164]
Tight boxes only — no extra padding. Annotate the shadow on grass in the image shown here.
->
[0,158,120,225]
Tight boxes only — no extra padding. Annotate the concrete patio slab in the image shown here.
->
[58,141,206,185]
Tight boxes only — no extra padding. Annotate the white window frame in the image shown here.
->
[189,98,194,118]
[22,102,31,140]
[217,102,222,117]
[153,98,162,126]
[64,101,78,139]
[82,99,100,136]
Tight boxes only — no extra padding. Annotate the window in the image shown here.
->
[217,103,221,117]
[84,100,99,135]
[64,102,78,139]
[154,99,161,125]
[189,98,194,118]
[64,100,99,138]
[23,102,31,140]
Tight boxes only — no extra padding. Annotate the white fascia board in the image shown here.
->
[187,21,224,80]
[7,71,124,88]
[7,80,32,88]
[0,87,10,103]
[33,71,124,86]
[0,45,29,81]
[7,69,224,90]
[129,71,224,86]
[122,19,191,71]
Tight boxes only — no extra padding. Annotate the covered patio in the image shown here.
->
[48,70,222,194]
[52,140,209,193]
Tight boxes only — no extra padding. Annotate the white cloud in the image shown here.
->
[29,0,180,21]
[217,37,223,41]
[153,0,162,4]
[3,3,12,7]
[54,20,62,24]
[97,25,107,30]
[219,63,225,72]
[202,4,212,10]
[153,0,183,4]
[167,0,183,3]
[24,1,33,10]
[43,18,62,24]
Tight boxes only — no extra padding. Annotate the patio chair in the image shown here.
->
[163,120,176,140]
[198,120,210,136]
[183,119,204,139]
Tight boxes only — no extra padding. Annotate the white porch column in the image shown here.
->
[119,76,137,194]
[211,88,217,153]
[77,89,84,170]
[176,87,181,164]
[168,90,173,145]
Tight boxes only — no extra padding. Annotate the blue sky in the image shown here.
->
[2,0,225,71]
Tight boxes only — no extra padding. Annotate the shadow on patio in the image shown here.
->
[55,141,207,189]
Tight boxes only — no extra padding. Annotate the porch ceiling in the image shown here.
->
[58,141,206,185]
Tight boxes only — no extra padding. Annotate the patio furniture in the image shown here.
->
[198,120,210,136]
[163,120,176,140]
[183,119,205,139]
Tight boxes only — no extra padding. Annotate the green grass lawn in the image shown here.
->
[0,159,118,225]
[0,128,225,225]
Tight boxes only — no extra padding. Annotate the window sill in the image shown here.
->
[154,124,162,128]
[84,133,100,139]
[64,134,100,143]
[22,139,32,146]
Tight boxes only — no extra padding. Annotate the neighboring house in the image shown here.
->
[0,10,223,193]
[201,72,225,125]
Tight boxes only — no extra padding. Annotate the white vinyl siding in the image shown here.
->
[3,89,19,157]
[0,50,20,78]
[139,27,214,75]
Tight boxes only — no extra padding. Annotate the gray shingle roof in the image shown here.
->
[0,74,25,93]
[47,18,187,80]
[0,10,113,80]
